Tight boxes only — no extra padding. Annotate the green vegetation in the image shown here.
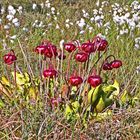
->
[0,0,140,139]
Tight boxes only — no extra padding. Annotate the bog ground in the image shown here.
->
[0,0,140,139]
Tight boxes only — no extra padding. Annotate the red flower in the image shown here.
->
[35,41,57,58]
[75,52,89,62]
[88,75,102,87]
[93,36,108,51]
[43,68,57,78]
[3,52,17,65]
[111,60,122,68]
[64,43,76,53]
[35,45,47,54]
[81,42,95,53]
[69,76,83,86]
[102,62,113,70]
[44,44,58,58]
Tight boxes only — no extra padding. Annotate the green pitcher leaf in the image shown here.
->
[102,80,119,98]
[65,104,73,120]
[1,76,10,86]
[96,94,113,113]
[88,85,103,110]
[28,87,38,100]
[11,72,31,86]
[0,99,5,108]
[95,110,112,122]
[71,101,80,112]
[120,90,131,104]
[12,72,26,85]
[103,85,116,98]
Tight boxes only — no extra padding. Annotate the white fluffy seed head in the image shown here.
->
[60,40,65,50]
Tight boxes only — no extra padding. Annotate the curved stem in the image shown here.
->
[10,49,15,55]
[66,52,74,79]
[60,49,64,81]
[73,40,80,47]
[99,55,116,75]
[104,55,116,62]
[78,62,82,76]
[89,50,106,75]
[14,62,17,87]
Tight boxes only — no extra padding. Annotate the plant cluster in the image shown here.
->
[1,34,131,126]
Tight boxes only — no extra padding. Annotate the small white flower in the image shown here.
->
[120,30,124,35]
[82,9,86,13]
[45,0,50,3]
[125,12,130,18]
[39,21,43,27]
[48,23,52,27]
[89,27,93,32]
[66,19,70,23]
[79,30,85,34]
[8,5,16,15]
[9,9,16,15]
[10,40,14,43]
[6,15,14,21]
[14,22,20,27]
[54,16,57,20]
[95,15,101,22]
[128,20,136,28]
[2,39,7,49]
[32,3,37,10]
[104,22,110,27]
[66,24,70,28]
[105,28,109,35]
[138,5,140,10]
[93,9,98,15]
[51,11,55,14]
[56,24,60,29]
[40,3,44,9]
[32,23,36,27]
[10,35,17,39]
[133,5,138,10]
[4,24,10,29]
[45,3,51,8]
[70,22,73,26]
[23,27,28,32]
[90,17,94,22]
[135,44,139,49]
[35,20,38,23]
[83,13,89,18]
[46,13,51,17]
[18,6,23,10]
[42,32,46,36]
[60,40,65,50]
[77,18,86,28]
[51,7,55,11]
[1,7,5,14]
[57,12,60,15]
[136,65,140,74]
[133,14,140,22]
[99,8,103,14]
[12,18,18,24]
[8,5,14,11]
[78,22,86,28]
[96,0,100,7]
[118,8,123,13]
[0,19,2,24]
[97,33,106,39]
[17,6,23,14]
